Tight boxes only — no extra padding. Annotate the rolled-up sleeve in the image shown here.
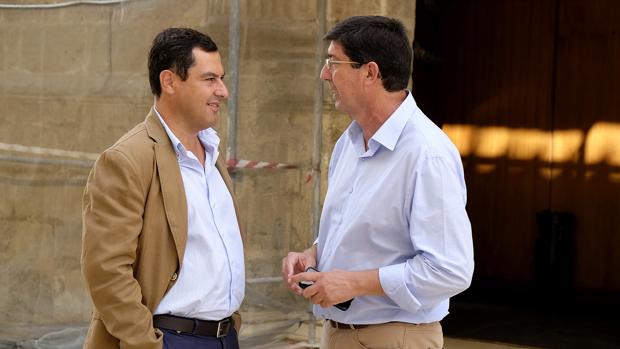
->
[379,154,474,313]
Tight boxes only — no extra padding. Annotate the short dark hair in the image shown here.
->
[325,16,412,92]
[148,27,219,97]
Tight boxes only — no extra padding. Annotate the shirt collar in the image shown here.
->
[153,106,220,166]
[346,91,415,157]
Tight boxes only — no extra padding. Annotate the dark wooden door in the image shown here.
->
[551,0,620,292]
[413,0,620,295]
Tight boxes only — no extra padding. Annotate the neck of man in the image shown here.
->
[353,89,407,149]
[155,99,205,159]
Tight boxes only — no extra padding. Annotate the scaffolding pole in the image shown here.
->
[308,0,327,346]
[226,0,240,170]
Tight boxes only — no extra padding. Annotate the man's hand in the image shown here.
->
[289,269,384,308]
[281,245,317,295]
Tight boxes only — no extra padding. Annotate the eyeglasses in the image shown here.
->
[324,58,362,71]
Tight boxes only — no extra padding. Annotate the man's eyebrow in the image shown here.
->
[200,72,224,78]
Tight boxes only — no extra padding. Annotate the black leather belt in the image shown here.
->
[153,314,234,338]
[329,320,369,329]
[329,320,434,329]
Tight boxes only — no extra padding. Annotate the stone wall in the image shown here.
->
[0,0,415,338]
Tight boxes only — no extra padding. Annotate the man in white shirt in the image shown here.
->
[82,28,244,349]
[282,16,474,349]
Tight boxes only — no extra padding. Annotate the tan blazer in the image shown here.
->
[81,110,241,349]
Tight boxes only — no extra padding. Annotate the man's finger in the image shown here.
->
[287,281,302,294]
[283,257,295,276]
[307,287,322,304]
[295,258,307,273]
[281,258,290,278]
[293,284,304,295]
[289,271,320,283]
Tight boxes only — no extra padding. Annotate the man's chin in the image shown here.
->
[333,100,344,112]
[199,117,218,131]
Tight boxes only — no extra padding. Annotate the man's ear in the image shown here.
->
[160,70,176,95]
[364,62,381,84]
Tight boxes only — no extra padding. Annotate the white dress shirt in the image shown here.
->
[315,92,474,324]
[153,108,245,320]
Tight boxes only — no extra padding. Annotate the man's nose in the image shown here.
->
[217,80,229,98]
[320,64,331,81]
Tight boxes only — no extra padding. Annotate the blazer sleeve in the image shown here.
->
[81,148,162,349]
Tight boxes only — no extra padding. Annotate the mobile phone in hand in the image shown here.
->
[298,266,318,289]
[298,266,353,311]
[334,298,353,311]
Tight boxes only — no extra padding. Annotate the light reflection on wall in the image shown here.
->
[443,122,620,182]
[585,122,620,182]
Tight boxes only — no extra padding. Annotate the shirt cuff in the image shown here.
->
[379,263,404,296]
[379,263,422,312]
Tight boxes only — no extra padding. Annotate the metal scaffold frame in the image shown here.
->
[225,0,326,346]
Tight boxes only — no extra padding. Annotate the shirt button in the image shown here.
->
[171,272,178,281]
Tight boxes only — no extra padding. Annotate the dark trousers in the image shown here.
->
[162,328,240,349]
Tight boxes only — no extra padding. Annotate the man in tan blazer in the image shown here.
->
[82,28,244,349]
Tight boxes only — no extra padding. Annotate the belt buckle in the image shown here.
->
[216,319,231,338]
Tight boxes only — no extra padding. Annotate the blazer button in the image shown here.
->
[171,272,178,281]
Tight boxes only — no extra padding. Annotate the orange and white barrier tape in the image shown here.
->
[226,159,297,170]
[0,142,301,172]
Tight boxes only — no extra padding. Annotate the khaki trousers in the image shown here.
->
[320,320,443,349]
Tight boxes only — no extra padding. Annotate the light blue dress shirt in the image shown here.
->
[315,92,474,325]
[153,108,245,320]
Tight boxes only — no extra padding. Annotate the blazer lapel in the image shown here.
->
[145,110,188,265]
